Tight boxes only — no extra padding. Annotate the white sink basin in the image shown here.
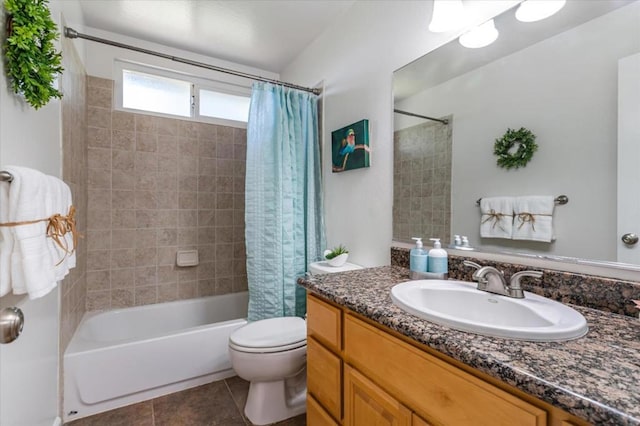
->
[391,280,588,341]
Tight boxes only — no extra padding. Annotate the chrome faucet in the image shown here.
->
[462,261,543,299]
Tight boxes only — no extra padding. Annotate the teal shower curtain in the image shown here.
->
[245,82,326,321]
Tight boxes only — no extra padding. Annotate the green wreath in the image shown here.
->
[493,127,538,170]
[3,0,63,109]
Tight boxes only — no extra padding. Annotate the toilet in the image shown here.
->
[229,260,362,425]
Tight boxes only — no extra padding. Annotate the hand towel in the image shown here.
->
[0,180,12,297]
[2,165,76,299]
[513,196,554,242]
[480,197,514,239]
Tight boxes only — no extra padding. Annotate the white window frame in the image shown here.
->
[114,60,251,128]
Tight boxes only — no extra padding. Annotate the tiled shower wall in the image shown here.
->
[393,119,452,244]
[60,35,88,351]
[85,76,247,311]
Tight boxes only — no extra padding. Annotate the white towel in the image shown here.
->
[0,180,12,296]
[513,196,555,242]
[1,166,76,299]
[480,197,514,239]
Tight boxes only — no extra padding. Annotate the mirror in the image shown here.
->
[393,0,640,268]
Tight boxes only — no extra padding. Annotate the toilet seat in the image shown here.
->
[230,317,306,354]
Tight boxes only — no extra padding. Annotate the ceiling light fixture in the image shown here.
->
[428,0,466,33]
[459,19,499,49]
[515,0,566,23]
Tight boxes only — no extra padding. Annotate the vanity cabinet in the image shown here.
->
[306,293,590,426]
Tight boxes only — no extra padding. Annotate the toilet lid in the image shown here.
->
[230,317,306,350]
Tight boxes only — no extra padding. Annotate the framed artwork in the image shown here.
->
[331,119,370,172]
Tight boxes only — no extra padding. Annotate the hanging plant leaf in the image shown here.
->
[3,0,63,109]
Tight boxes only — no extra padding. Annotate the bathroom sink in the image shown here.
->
[390,280,588,341]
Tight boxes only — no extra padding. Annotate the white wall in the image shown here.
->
[281,1,518,267]
[82,27,279,90]
[0,1,84,424]
[396,3,640,262]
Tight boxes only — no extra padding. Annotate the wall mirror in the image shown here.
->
[393,0,640,269]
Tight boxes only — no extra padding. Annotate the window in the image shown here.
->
[199,89,251,122]
[115,61,251,127]
[122,69,192,117]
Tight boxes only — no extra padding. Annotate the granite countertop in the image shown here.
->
[298,266,640,426]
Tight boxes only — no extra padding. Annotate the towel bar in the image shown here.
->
[476,195,568,206]
[0,171,13,182]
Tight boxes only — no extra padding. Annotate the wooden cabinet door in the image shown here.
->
[308,394,339,426]
[344,365,411,426]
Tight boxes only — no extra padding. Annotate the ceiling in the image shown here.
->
[78,0,356,73]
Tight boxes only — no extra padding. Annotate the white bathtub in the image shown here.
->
[64,292,248,422]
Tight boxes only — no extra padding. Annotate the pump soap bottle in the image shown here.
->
[410,237,428,273]
[427,238,448,274]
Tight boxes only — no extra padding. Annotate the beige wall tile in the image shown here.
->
[87,270,110,291]
[87,86,112,109]
[111,268,134,289]
[87,290,110,310]
[88,106,111,128]
[88,148,111,170]
[111,288,134,308]
[112,111,135,131]
[112,130,136,151]
[112,249,136,268]
[84,76,247,310]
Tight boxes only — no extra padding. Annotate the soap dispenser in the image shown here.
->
[427,238,448,274]
[410,237,428,273]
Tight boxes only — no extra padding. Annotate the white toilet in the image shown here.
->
[229,260,362,425]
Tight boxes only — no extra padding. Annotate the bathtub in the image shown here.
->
[63,292,248,422]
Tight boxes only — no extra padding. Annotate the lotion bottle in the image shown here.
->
[410,237,428,273]
[427,238,448,273]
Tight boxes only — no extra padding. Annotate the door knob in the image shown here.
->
[0,307,24,344]
[621,233,639,245]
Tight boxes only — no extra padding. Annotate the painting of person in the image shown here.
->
[331,120,370,172]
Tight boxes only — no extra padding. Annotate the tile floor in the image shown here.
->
[66,377,306,426]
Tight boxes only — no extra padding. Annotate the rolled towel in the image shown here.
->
[480,197,514,239]
[513,196,555,242]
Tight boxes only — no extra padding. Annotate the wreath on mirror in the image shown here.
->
[493,127,538,170]
[3,0,63,109]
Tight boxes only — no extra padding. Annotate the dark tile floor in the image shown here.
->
[66,377,306,426]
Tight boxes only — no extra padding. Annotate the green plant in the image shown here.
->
[325,245,349,260]
[493,127,538,170]
[3,0,63,109]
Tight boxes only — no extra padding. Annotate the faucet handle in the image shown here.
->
[510,270,543,289]
[462,260,482,270]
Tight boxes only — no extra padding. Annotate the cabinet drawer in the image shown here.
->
[307,294,342,352]
[308,394,340,426]
[308,337,342,421]
[345,315,547,426]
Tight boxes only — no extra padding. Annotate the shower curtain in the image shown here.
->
[245,82,326,321]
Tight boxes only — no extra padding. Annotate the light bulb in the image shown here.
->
[459,19,499,49]
[515,0,566,23]
[429,0,466,33]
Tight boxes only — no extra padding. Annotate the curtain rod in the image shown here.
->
[394,109,449,125]
[63,27,320,95]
